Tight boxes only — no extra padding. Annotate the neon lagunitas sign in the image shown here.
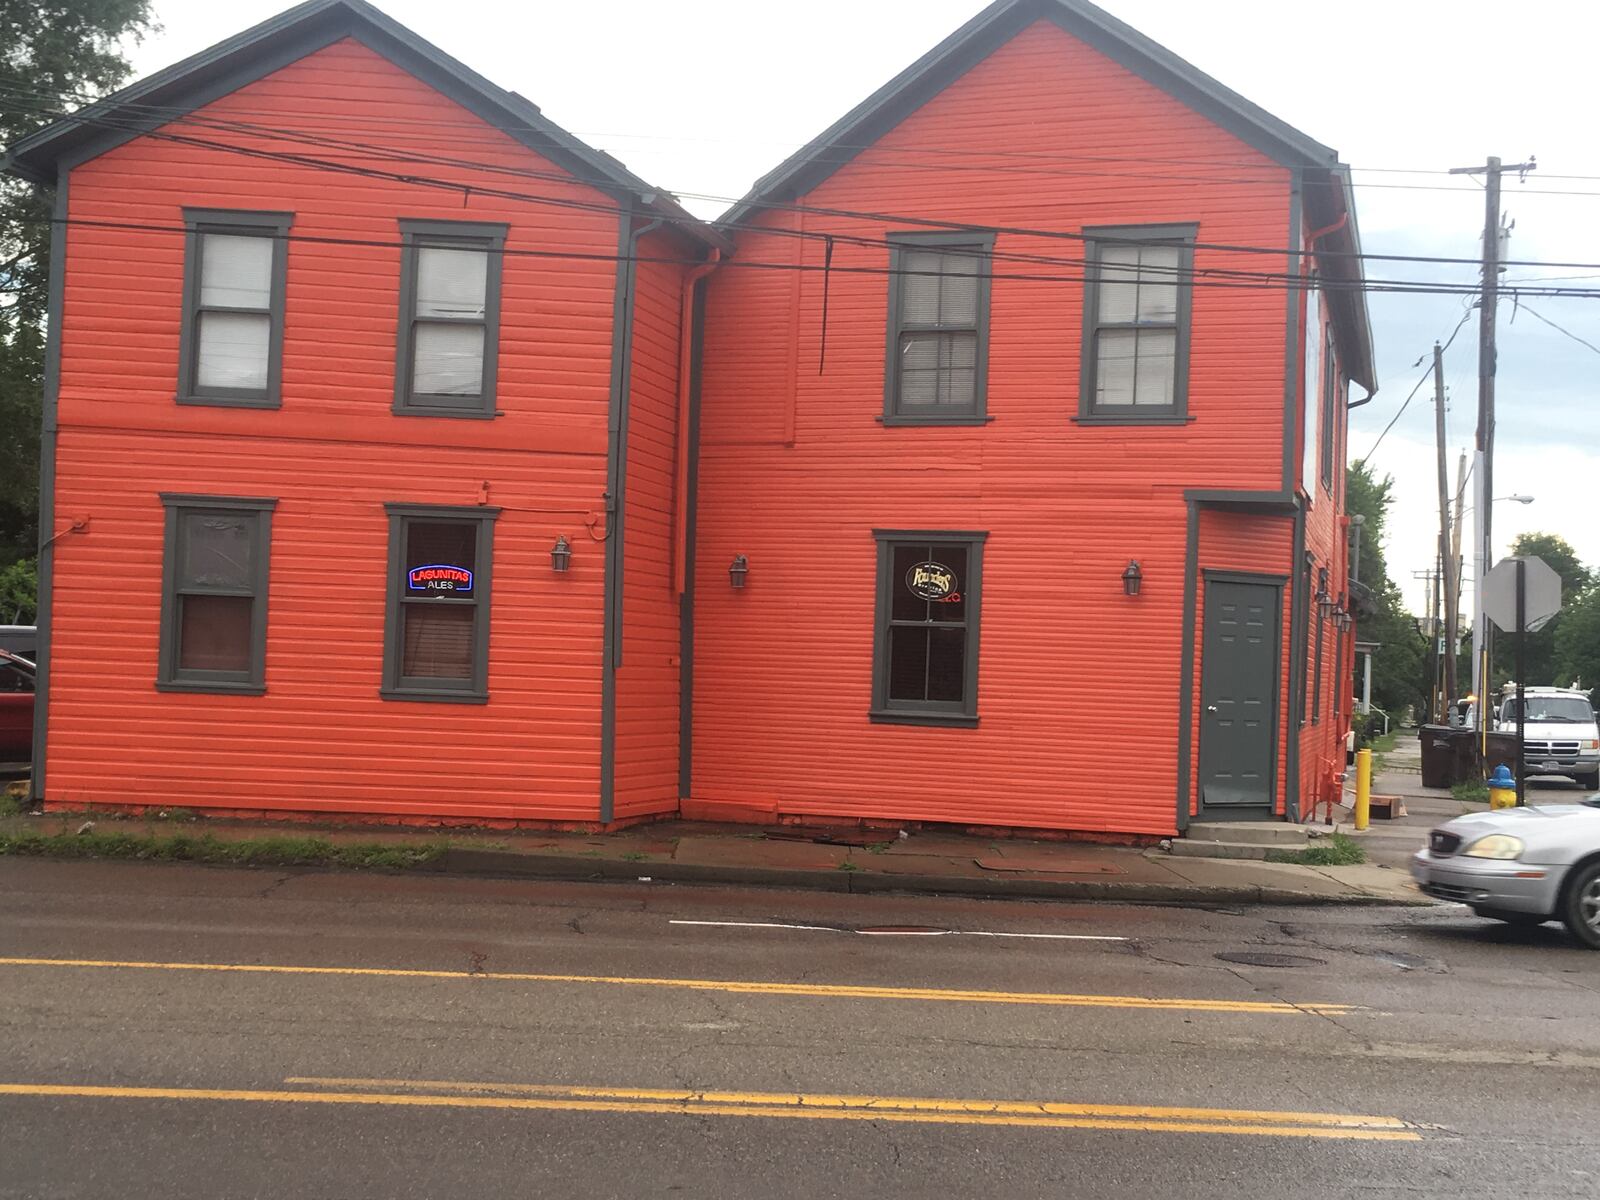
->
[905,561,960,603]
[408,564,474,593]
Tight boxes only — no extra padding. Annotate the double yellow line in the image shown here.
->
[0,956,1356,1016]
[0,1078,1419,1140]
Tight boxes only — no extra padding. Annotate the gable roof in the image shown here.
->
[719,0,1373,388]
[2,0,728,252]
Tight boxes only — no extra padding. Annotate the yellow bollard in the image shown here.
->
[1354,748,1372,831]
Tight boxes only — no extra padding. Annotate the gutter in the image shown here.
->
[674,250,722,595]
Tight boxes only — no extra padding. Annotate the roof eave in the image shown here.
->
[3,0,728,253]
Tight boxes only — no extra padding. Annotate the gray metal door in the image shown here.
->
[1198,577,1280,814]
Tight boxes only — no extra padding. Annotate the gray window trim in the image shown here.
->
[394,219,508,419]
[381,502,500,703]
[1312,564,1327,724]
[1079,223,1196,422]
[869,528,987,727]
[883,231,995,424]
[157,493,276,694]
[176,209,292,409]
[1298,551,1314,729]
[1319,327,1338,493]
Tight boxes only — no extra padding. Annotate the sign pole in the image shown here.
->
[1515,558,1526,807]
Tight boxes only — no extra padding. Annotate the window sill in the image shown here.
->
[1072,413,1194,426]
[876,414,994,427]
[380,687,490,705]
[393,403,502,420]
[868,708,980,728]
[156,680,266,696]
[176,394,280,410]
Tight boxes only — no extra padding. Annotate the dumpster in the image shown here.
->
[1484,731,1520,780]
[1420,725,1480,788]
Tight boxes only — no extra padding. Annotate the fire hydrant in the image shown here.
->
[1487,764,1517,810]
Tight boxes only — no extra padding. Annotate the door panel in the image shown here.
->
[1198,578,1280,813]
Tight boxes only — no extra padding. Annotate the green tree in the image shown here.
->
[1347,461,1428,722]
[0,0,155,571]
[1491,532,1589,687]
[1555,586,1600,691]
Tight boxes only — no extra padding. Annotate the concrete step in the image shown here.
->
[1184,821,1315,846]
[1166,838,1309,861]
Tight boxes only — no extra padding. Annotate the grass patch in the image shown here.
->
[1266,832,1366,867]
[1451,778,1489,803]
[1369,729,1400,774]
[0,792,28,818]
[0,828,443,870]
[838,860,861,872]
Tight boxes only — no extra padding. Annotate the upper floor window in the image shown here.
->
[883,231,994,425]
[1320,328,1338,493]
[177,210,291,408]
[1080,224,1195,423]
[158,494,276,694]
[395,220,508,418]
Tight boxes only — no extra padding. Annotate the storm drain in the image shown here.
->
[1213,951,1327,968]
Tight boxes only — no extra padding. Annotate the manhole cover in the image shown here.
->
[1214,951,1326,968]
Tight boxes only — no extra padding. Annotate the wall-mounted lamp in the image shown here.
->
[1121,560,1143,596]
[729,554,749,589]
[550,535,572,573]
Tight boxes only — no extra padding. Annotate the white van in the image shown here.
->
[1496,686,1600,789]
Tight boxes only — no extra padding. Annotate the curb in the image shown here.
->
[426,847,1431,907]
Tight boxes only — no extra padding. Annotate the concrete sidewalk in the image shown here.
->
[0,806,1427,907]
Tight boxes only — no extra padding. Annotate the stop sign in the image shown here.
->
[1482,556,1563,634]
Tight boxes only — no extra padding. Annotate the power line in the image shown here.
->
[1360,307,1475,463]
[6,81,1600,276]
[5,77,1599,194]
[1517,303,1600,358]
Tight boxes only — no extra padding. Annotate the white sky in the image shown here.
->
[124,0,1600,614]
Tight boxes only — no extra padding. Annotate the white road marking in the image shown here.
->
[668,920,1126,941]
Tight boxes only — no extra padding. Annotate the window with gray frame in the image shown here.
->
[158,495,275,693]
[1312,566,1327,724]
[395,220,507,417]
[884,232,994,423]
[382,504,499,701]
[870,531,986,726]
[1080,225,1195,421]
[177,210,291,407]
[1298,553,1313,728]
[1320,329,1338,492]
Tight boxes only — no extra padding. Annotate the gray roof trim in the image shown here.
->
[4,0,728,252]
[721,0,1341,229]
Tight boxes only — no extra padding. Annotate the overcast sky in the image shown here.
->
[122,0,1600,614]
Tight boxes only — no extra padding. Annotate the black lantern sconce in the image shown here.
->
[1121,560,1143,597]
[729,554,749,589]
[550,535,572,573]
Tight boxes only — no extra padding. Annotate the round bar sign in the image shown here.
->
[906,561,957,601]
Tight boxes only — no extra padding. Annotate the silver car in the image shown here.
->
[1411,798,1600,948]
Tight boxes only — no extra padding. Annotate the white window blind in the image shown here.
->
[409,244,491,398]
[195,232,274,392]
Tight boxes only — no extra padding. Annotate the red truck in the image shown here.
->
[0,648,35,767]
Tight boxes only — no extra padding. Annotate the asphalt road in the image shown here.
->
[3,858,1599,1199]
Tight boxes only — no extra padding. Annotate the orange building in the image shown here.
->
[6,0,1371,837]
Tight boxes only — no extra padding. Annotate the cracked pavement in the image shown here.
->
[1,857,1598,1198]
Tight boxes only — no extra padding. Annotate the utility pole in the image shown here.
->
[1450,154,1535,746]
[1432,343,1456,707]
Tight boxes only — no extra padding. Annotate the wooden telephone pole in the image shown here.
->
[1450,154,1536,735]
[1432,343,1457,707]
